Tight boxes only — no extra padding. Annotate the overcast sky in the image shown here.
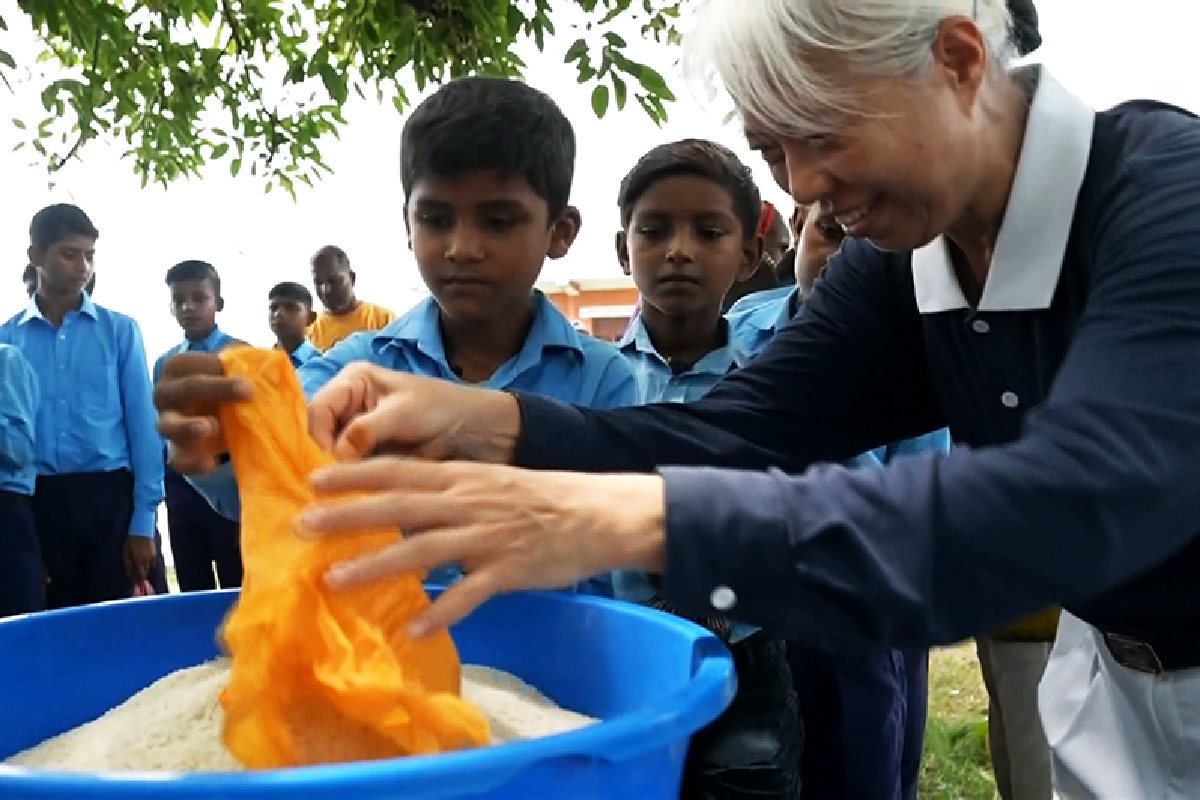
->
[1,0,1193,363]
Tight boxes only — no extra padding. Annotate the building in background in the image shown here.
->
[537,277,638,342]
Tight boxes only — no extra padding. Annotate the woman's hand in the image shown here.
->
[298,457,667,637]
[307,363,523,465]
[154,352,252,473]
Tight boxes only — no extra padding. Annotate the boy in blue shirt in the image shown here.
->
[0,204,162,609]
[174,79,637,581]
[152,260,245,592]
[0,344,43,618]
[615,138,800,799]
[268,282,320,368]
[729,203,950,800]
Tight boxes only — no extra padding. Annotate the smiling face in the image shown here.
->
[740,19,992,253]
[406,169,579,327]
[794,203,846,294]
[28,234,96,299]
[620,174,758,318]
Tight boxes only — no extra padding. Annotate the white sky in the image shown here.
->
[0,0,1194,364]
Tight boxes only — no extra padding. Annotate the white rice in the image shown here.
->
[5,660,596,773]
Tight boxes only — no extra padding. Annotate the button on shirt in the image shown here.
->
[0,295,163,536]
[509,69,1200,652]
[191,290,638,525]
[0,344,39,496]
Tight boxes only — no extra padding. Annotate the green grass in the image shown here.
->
[920,643,997,800]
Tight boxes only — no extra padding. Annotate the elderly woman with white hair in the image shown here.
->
[157,0,1200,796]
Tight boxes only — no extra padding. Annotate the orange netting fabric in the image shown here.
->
[215,347,490,769]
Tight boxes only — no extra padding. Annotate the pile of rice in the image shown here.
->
[5,660,595,772]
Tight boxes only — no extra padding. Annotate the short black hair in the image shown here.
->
[165,259,221,298]
[29,203,99,251]
[400,76,575,220]
[617,139,762,238]
[311,245,350,269]
[269,281,313,308]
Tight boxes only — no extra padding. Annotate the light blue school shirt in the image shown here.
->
[190,290,638,527]
[152,325,242,384]
[285,340,321,369]
[0,344,40,495]
[0,294,163,536]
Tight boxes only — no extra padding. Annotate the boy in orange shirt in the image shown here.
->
[307,245,396,351]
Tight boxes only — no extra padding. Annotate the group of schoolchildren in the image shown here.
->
[0,73,1054,799]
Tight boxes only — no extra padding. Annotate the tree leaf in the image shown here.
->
[591,84,609,118]
[211,142,229,159]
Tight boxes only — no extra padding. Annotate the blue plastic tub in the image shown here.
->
[0,588,734,798]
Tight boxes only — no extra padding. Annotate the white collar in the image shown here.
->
[912,68,1096,314]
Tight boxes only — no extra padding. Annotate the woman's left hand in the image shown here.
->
[298,458,667,638]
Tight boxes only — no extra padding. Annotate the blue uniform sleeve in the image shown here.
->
[878,429,952,463]
[658,155,1200,650]
[118,318,165,536]
[184,331,379,521]
[151,350,169,386]
[0,347,39,474]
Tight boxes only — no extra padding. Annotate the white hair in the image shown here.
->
[683,0,1016,139]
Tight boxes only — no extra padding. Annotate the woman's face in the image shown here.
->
[744,19,990,253]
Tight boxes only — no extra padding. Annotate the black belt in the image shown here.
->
[1101,630,1200,675]
[0,490,31,509]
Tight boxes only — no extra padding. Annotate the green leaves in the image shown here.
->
[5,0,686,195]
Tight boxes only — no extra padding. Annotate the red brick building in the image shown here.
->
[537,277,639,342]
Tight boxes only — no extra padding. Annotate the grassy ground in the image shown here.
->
[921,642,997,799]
[172,568,996,796]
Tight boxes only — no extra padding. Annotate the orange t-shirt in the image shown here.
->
[307,301,396,352]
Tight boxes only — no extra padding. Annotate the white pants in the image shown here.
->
[1039,611,1200,799]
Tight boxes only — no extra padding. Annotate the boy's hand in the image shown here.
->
[154,352,252,474]
[123,535,157,583]
[307,362,521,465]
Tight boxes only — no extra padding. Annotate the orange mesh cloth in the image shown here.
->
[215,347,490,768]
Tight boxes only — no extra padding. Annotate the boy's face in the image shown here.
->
[269,296,315,345]
[620,174,760,317]
[795,204,846,294]
[169,278,220,341]
[406,169,580,326]
[311,257,356,314]
[28,235,96,298]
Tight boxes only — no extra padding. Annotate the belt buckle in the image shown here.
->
[1103,632,1164,676]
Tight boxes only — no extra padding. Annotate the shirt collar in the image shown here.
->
[182,325,225,353]
[375,289,584,364]
[619,315,737,376]
[288,340,320,364]
[911,68,1096,314]
[18,292,98,325]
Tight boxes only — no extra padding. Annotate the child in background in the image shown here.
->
[152,260,246,592]
[722,201,791,310]
[0,344,42,618]
[180,77,637,599]
[0,204,162,609]
[615,139,800,799]
[307,246,396,351]
[268,281,320,368]
[730,203,950,800]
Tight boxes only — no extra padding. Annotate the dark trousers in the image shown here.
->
[165,467,242,591]
[899,648,929,800]
[33,470,137,609]
[0,491,43,618]
[682,633,802,799]
[788,642,915,800]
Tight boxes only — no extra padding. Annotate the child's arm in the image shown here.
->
[0,347,39,474]
[117,319,165,537]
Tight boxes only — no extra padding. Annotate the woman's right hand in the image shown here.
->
[306,362,522,465]
[153,351,252,474]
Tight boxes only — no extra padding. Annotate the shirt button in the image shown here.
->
[710,585,737,612]
[1001,391,1019,408]
[972,319,990,334]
